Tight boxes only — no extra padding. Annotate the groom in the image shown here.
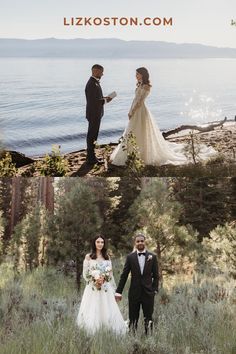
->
[115,233,159,334]
[85,64,112,165]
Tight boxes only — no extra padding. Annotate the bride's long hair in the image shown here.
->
[136,67,152,87]
[90,235,110,260]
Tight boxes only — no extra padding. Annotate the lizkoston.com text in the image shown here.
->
[63,17,173,27]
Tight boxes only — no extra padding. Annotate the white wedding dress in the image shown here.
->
[76,258,127,335]
[110,84,217,166]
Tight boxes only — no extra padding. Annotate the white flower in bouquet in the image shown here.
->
[86,263,112,291]
[91,269,101,280]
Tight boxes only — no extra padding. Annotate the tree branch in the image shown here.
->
[163,117,227,138]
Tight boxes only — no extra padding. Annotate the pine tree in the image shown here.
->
[171,178,231,240]
[128,179,197,285]
[103,177,142,251]
[11,206,41,271]
[54,180,102,289]
[201,222,236,277]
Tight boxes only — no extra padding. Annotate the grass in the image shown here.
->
[0,262,236,354]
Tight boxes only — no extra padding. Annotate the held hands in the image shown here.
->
[115,293,122,302]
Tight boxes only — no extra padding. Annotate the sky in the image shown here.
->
[0,0,236,47]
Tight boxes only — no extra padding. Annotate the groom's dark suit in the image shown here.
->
[85,76,105,161]
[116,250,159,333]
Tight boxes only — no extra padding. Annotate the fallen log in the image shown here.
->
[163,117,227,138]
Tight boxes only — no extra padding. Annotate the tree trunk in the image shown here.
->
[10,177,21,235]
[75,256,82,291]
[38,177,54,212]
[156,241,163,288]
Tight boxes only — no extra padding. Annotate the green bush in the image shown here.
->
[37,145,68,177]
[0,152,17,177]
[0,263,236,354]
[121,132,145,178]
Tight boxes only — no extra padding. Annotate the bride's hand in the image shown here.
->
[96,276,105,285]
[95,277,104,289]
[128,113,132,120]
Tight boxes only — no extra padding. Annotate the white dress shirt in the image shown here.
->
[137,249,146,275]
[91,76,107,103]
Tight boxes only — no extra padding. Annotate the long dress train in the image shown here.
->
[110,84,217,166]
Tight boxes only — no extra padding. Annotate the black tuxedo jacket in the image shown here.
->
[85,77,105,121]
[116,251,159,301]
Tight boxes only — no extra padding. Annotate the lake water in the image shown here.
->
[0,58,235,157]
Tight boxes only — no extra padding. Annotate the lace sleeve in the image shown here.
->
[129,85,150,117]
[82,256,90,281]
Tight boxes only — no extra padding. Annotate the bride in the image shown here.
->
[77,235,127,335]
[110,67,217,166]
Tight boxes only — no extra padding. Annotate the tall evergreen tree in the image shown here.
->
[54,180,102,289]
[103,177,142,251]
[201,222,236,277]
[171,178,231,240]
[11,206,42,271]
[128,179,197,285]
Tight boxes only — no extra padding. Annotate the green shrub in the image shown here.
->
[0,263,236,354]
[37,145,68,177]
[121,132,145,178]
[0,152,17,177]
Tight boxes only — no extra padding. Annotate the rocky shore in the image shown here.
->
[3,121,236,177]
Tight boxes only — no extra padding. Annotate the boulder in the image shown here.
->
[1,150,35,167]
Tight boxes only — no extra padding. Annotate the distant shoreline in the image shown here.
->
[1,38,236,58]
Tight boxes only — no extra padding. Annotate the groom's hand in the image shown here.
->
[104,96,112,103]
[115,293,122,302]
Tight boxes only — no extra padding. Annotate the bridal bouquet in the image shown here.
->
[86,263,112,291]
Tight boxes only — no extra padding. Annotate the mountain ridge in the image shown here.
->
[0,38,236,58]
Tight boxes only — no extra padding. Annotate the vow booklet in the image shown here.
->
[108,91,117,99]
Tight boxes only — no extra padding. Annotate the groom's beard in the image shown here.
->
[136,245,145,251]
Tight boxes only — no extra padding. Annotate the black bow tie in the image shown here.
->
[138,252,146,256]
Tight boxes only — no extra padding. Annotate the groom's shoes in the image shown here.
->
[86,157,103,165]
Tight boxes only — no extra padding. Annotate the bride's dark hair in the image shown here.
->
[136,67,151,86]
[90,235,109,260]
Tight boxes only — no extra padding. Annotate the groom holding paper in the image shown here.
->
[85,64,116,165]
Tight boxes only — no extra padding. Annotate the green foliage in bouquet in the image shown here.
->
[37,145,68,177]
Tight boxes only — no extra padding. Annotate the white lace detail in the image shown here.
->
[129,85,150,117]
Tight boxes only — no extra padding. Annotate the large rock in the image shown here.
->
[1,150,35,168]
